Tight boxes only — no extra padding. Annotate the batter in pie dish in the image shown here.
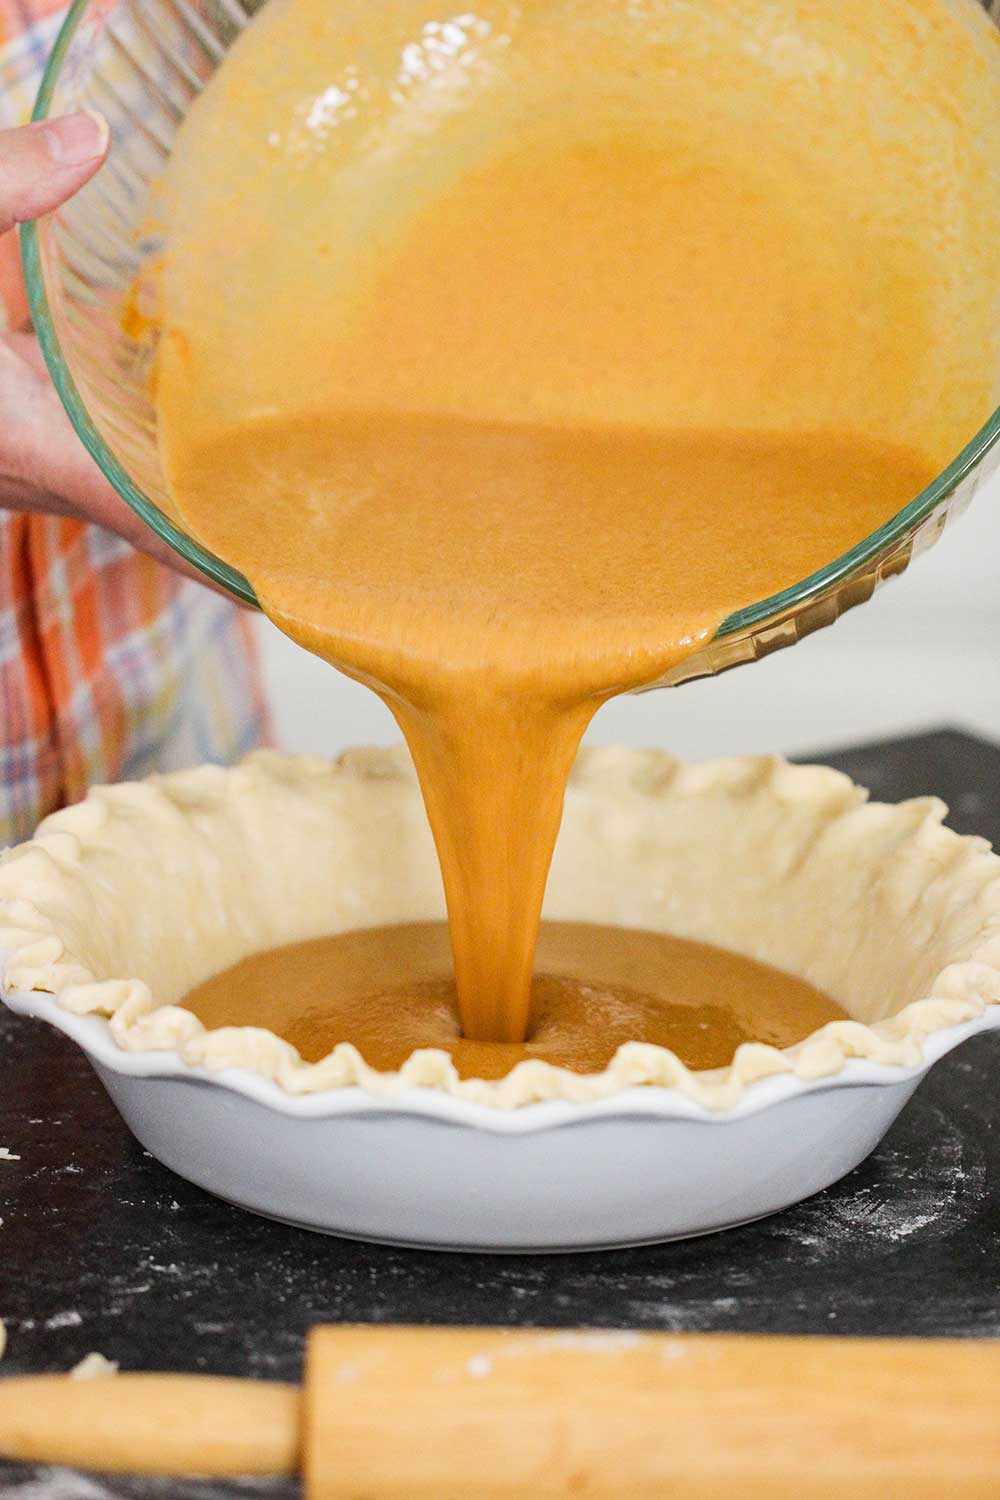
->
[181,921,849,1080]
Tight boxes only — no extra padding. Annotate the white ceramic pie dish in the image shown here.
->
[3,746,1000,1251]
[5,984,998,1251]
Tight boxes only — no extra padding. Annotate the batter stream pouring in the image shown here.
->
[153,0,1000,1052]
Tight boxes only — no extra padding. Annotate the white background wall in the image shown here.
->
[257,470,999,764]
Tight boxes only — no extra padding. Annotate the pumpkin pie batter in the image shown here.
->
[155,0,1000,1060]
[182,921,847,1078]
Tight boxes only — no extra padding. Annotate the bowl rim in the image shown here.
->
[21,0,1000,623]
[6,977,999,1136]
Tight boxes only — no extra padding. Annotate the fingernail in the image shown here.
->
[44,110,110,167]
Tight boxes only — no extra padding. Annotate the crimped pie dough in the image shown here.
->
[1,746,999,1110]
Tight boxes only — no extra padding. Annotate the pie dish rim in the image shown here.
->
[4,979,999,1136]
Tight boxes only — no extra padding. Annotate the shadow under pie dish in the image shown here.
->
[1,746,998,1251]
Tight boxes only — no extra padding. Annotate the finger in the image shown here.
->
[0,339,140,529]
[0,338,241,596]
[5,331,48,376]
[0,113,109,236]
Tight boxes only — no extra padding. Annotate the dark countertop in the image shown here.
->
[2,728,999,1497]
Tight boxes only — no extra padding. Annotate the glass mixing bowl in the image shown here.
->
[22,0,1000,688]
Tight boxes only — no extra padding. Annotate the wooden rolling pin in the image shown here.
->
[2,1326,1000,1497]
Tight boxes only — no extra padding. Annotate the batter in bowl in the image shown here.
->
[155,0,1000,1063]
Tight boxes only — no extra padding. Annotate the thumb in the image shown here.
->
[0,113,109,235]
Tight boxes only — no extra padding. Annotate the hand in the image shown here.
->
[0,113,218,582]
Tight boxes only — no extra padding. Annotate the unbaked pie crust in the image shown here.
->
[1,746,999,1110]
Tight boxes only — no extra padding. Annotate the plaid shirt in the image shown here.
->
[0,0,269,843]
